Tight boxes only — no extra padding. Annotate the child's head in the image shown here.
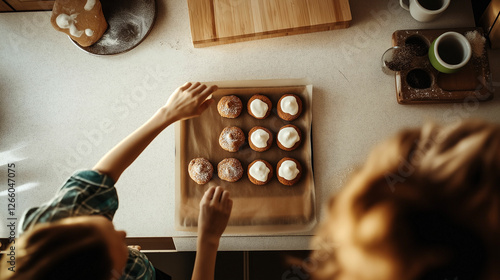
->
[0,216,128,280]
[311,120,500,280]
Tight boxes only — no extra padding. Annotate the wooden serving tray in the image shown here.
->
[187,0,351,48]
[392,28,494,104]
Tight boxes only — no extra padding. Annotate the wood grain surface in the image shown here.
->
[392,28,493,104]
[187,0,351,47]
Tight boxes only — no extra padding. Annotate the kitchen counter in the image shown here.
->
[1,0,499,251]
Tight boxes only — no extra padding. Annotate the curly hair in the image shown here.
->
[310,120,500,280]
[0,222,113,280]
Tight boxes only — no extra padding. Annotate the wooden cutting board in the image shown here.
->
[392,28,493,104]
[187,0,352,47]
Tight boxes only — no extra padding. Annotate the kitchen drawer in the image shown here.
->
[0,0,13,11]
[4,0,53,11]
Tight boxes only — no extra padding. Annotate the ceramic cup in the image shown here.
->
[428,32,472,74]
[400,0,450,22]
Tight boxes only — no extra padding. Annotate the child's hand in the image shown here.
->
[161,82,217,123]
[127,245,141,251]
[198,186,233,245]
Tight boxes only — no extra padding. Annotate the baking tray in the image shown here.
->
[175,79,315,234]
[392,28,494,104]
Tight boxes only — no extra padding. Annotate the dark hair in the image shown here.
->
[1,222,113,280]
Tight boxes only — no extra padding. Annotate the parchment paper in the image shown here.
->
[175,79,315,234]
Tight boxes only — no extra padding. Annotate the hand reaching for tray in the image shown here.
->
[161,82,217,123]
[192,186,233,280]
[93,82,217,183]
[198,186,233,244]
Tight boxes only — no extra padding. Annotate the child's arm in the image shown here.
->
[93,82,217,182]
[192,186,233,280]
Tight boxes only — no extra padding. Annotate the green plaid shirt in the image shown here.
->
[19,170,156,280]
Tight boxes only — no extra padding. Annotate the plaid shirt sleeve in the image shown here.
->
[122,248,156,280]
[19,169,156,280]
[20,170,118,233]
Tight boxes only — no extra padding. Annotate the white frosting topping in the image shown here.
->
[279,160,300,180]
[85,29,94,36]
[280,96,299,115]
[278,127,300,148]
[84,0,96,11]
[250,129,269,148]
[249,161,270,182]
[56,14,83,37]
[250,99,268,118]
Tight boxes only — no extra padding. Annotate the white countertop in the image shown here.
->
[1,0,499,251]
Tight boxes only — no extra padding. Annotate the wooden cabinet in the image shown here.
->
[1,0,14,11]
[0,0,53,12]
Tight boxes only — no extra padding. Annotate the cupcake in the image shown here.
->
[248,126,273,152]
[218,158,244,182]
[277,124,302,151]
[277,157,302,186]
[247,94,272,119]
[278,94,302,121]
[248,160,273,185]
[219,126,245,152]
[217,95,242,118]
[188,158,213,185]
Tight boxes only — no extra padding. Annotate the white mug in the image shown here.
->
[400,0,451,22]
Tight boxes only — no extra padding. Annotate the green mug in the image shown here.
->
[428,32,471,73]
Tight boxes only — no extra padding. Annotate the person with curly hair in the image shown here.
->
[310,120,500,280]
